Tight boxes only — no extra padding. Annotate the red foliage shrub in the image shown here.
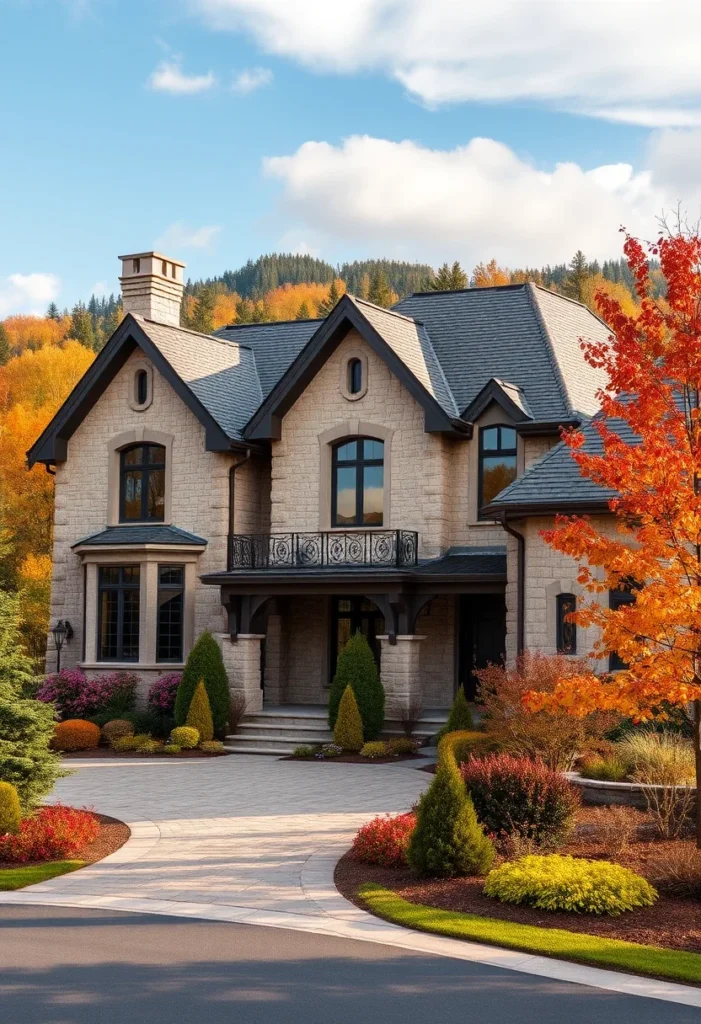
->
[461,752,579,848]
[52,719,101,751]
[0,805,99,863]
[351,813,416,866]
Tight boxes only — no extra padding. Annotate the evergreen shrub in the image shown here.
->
[0,781,21,835]
[52,720,100,752]
[170,726,200,749]
[186,680,214,742]
[175,632,230,733]
[436,686,474,742]
[334,686,365,751]
[101,719,135,746]
[328,632,384,739]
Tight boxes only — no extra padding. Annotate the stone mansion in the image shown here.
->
[30,250,617,737]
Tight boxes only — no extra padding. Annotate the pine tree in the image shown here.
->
[46,302,60,320]
[175,631,230,733]
[186,679,214,742]
[563,250,590,303]
[296,301,311,320]
[190,288,216,334]
[407,755,494,878]
[317,279,340,316]
[328,632,384,739]
[0,324,10,367]
[437,685,474,741]
[68,302,96,350]
[368,270,393,308]
[333,685,364,751]
[102,302,122,340]
[0,589,62,811]
[357,273,370,300]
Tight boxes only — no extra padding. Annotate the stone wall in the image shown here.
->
[417,596,455,707]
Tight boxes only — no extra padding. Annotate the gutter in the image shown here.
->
[499,512,525,656]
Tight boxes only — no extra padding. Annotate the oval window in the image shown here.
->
[135,369,148,406]
[347,358,363,395]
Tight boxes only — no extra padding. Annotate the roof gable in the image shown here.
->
[462,377,533,423]
[244,294,465,440]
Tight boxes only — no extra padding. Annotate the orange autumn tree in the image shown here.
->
[526,226,701,844]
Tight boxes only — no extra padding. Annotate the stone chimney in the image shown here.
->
[119,251,186,327]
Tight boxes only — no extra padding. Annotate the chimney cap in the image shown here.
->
[119,251,186,268]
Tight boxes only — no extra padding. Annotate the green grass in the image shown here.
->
[359,883,701,986]
[0,861,84,891]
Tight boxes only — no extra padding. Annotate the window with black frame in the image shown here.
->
[330,597,384,680]
[478,425,517,517]
[609,585,636,671]
[156,565,184,662]
[120,443,166,522]
[556,593,577,655]
[331,438,384,526]
[98,566,140,661]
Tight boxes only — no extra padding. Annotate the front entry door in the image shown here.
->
[330,597,384,681]
[458,594,506,701]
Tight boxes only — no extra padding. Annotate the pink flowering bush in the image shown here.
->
[36,670,138,720]
[147,673,182,716]
[351,813,416,867]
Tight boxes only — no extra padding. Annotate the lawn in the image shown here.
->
[359,883,701,986]
[0,861,84,891]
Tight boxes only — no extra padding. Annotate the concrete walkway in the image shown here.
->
[2,755,700,1009]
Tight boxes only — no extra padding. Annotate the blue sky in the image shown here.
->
[1,0,700,314]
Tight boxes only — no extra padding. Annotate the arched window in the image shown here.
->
[478,425,517,516]
[347,358,363,395]
[332,438,384,526]
[120,443,166,522]
[556,593,577,655]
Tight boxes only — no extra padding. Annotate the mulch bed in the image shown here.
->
[61,748,230,759]
[335,806,701,954]
[281,753,425,764]
[0,812,130,870]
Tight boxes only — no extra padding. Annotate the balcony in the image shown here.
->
[227,530,419,571]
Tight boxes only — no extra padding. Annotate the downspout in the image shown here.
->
[228,447,252,570]
[500,512,525,656]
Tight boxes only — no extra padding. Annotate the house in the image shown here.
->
[29,250,615,744]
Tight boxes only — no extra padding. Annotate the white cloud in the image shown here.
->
[276,230,322,257]
[0,273,60,318]
[90,281,108,297]
[231,66,273,95]
[156,222,221,251]
[191,0,701,126]
[264,131,701,267]
[148,59,215,95]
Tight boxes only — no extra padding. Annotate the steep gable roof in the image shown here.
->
[215,318,321,398]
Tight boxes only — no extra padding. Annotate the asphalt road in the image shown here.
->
[0,906,698,1024]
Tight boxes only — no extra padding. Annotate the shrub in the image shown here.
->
[484,854,657,916]
[163,744,181,755]
[0,804,100,863]
[317,743,342,759]
[436,686,473,742]
[147,673,182,716]
[387,737,420,756]
[645,844,701,898]
[291,745,318,758]
[37,670,137,720]
[618,729,695,785]
[52,719,100,752]
[200,740,224,753]
[123,708,173,738]
[476,652,617,771]
[328,632,384,740]
[175,631,229,733]
[111,736,140,752]
[588,805,641,855]
[408,756,495,878]
[138,740,161,756]
[185,679,214,742]
[101,719,135,746]
[334,686,364,751]
[461,753,579,848]
[228,692,247,733]
[437,730,496,768]
[579,754,629,782]
[352,813,416,866]
[0,781,21,835]
[170,726,199,749]
[360,741,388,759]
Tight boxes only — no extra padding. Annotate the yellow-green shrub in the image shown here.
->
[111,733,152,753]
[0,781,21,835]
[334,686,364,752]
[200,740,224,753]
[186,679,214,742]
[163,744,181,755]
[360,741,388,759]
[438,730,496,767]
[137,739,161,756]
[387,737,420,756]
[170,726,199,749]
[101,719,135,746]
[484,854,657,915]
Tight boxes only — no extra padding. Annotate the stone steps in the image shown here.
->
[224,705,449,756]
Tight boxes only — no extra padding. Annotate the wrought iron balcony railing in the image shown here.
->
[227,530,419,571]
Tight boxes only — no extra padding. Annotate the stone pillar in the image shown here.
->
[263,613,287,705]
[217,633,264,714]
[378,634,426,718]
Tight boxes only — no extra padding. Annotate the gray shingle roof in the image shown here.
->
[215,319,320,399]
[72,525,207,548]
[394,283,608,422]
[138,316,263,440]
[415,548,506,578]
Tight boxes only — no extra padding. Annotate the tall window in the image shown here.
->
[609,585,636,671]
[478,425,517,516]
[347,358,363,395]
[556,593,577,655]
[332,438,384,526]
[98,566,140,661]
[157,565,184,663]
[120,443,165,522]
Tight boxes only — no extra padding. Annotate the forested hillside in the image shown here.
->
[0,246,664,669]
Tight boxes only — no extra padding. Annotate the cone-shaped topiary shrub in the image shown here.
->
[175,631,230,733]
[186,679,214,742]
[334,685,364,751]
[328,632,384,740]
[408,753,495,878]
[0,781,21,835]
[436,685,474,742]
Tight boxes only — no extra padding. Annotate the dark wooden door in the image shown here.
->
[458,594,506,701]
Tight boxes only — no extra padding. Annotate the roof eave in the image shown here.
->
[484,499,613,519]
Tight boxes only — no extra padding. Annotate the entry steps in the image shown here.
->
[223,704,449,755]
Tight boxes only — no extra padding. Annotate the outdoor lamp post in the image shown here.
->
[51,620,73,673]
